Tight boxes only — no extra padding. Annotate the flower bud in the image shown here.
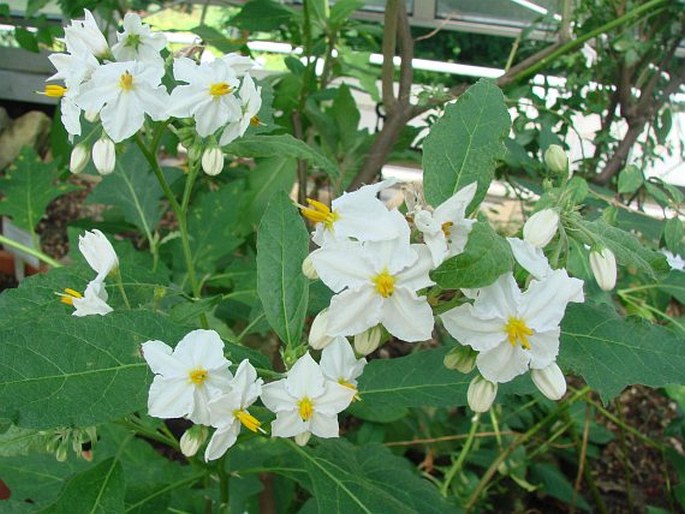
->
[69,144,90,174]
[187,144,202,164]
[544,145,569,176]
[180,425,208,458]
[84,110,100,123]
[302,255,318,280]
[589,247,617,291]
[55,443,68,462]
[531,362,567,400]
[201,147,224,176]
[309,309,334,350]
[443,345,477,374]
[294,431,311,447]
[92,137,116,175]
[467,376,498,413]
[523,208,559,248]
[354,326,383,356]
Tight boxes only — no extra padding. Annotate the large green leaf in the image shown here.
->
[256,192,309,346]
[573,219,669,279]
[422,79,510,211]
[560,303,685,402]
[230,0,295,31]
[225,134,340,179]
[430,221,513,289]
[245,157,297,226]
[659,271,685,304]
[41,457,125,514]
[0,147,78,232]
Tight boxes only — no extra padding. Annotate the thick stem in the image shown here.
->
[0,233,62,268]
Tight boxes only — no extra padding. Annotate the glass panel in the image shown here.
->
[362,0,414,15]
[437,0,559,26]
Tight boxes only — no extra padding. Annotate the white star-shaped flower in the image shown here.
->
[320,337,367,399]
[63,9,110,58]
[112,12,166,66]
[78,229,119,281]
[219,74,262,146]
[59,279,113,317]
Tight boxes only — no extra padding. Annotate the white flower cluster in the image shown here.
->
[44,10,262,176]
[142,331,365,459]
[59,229,118,316]
[300,182,587,413]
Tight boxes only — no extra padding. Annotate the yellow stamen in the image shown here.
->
[234,409,263,433]
[188,368,208,385]
[119,71,134,91]
[441,221,454,237]
[58,287,83,306]
[372,269,396,298]
[250,115,261,126]
[42,84,68,98]
[298,397,314,421]
[338,379,360,402]
[209,82,231,97]
[504,316,533,350]
[300,198,339,230]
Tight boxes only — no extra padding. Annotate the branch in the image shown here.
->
[381,0,399,114]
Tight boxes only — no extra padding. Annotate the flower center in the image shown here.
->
[504,316,533,349]
[372,270,396,298]
[209,82,232,97]
[43,84,67,98]
[188,368,208,385]
[233,409,263,433]
[250,115,261,126]
[298,397,314,421]
[125,33,141,50]
[59,287,83,305]
[119,71,134,91]
[300,198,339,230]
[441,221,454,237]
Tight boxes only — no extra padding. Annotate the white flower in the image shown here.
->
[353,325,383,355]
[201,146,224,176]
[168,57,241,137]
[300,179,400,247]
[467,376,498,413]
[69,144,89,174]
[320,338,366,398]
[63,9,109,58]
[507,237,552,280]
[440,271,584,383]
[661,249,685,271]
[531,362,567,400]
[59,279,113,317]
[111,12,166,66]
[308,309,334,350]
[413,182,477,266]
[205,360,264,461]
[79,229,118,280]
[589,247,617,291]
[219,74,262,146]
[76,61,169,142]
[142,329,233,425]
[92,137,116,175]
[310,215,435,342]
[523,208,559,248]
[260,353,355,439]
[221,53,258,76]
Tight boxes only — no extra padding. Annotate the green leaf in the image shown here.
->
[430,222,513,289]
[574,219,669,278]
[41,457,125,514]
[245,157,297,225]
[230,0,295,31]
[329,0,363,28]
[190,25,243,54]
[14,27,39,52]
[530,463,590,511]
[26,0,51,17]
[290,439,458,514]
[225,134,339,179]
[0,147,78,231]
[560,303,685,403]
[617,164,643,194]
[0,424,42,457]
[663,217,683,255]
[423,79,510,211]
[659,271,685,304]
[256,192,309,347]
[87,147,176,238]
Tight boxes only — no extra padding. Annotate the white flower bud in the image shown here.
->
[201,147,224,176]
[589,247,617,291]
[544,145,569,176]
[523,208,559,248]
[84,110,100,123]
[180,425,208,457]
[467,376,498,413]
[531,362,567,401]
[308,309,334,350]
[92,137,116,175]
[353,326,383,356]
[302,255,318,280]
[69,144,89,174]
[294,431,311,447]
[443,345,477,374]
[79,229,119,279]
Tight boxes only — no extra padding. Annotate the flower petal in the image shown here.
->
[286,353,325,399]
[309,411,340,438]
[476,343,530,383]
[520,269,584,332]
[315,381,355,415]
[440,304,506,352]
[261,380,294,413]
[325,287,382,337]
[380,288,434,342]
[204,423,240,461]
[309,242,373,293]
[141,340,185,377]
[272,410,307,438]
[527,328,561,370]
[148,376,193,419]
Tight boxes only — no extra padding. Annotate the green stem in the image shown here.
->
[0,233,62,268]
[115,418,179,450]
[218,455,230,513]
[114,269,131,309]
[619,291,685,333]
[441,413,480,497]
